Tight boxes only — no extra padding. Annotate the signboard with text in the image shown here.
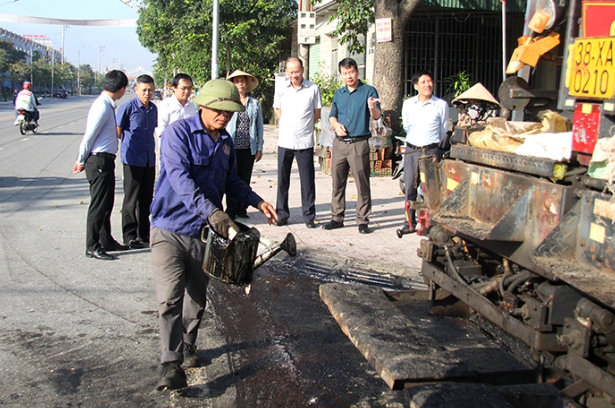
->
[376,18,392,43]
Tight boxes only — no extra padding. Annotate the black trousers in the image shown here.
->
[225,148,255,218]
[85,154,116,251]
[122,164,155,243]
[276,146,316,222]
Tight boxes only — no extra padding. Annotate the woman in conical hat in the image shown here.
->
[225,70,264,220]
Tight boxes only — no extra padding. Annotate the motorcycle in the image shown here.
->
[15,110,39,135]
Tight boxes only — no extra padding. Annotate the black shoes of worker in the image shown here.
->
[102,241,129,251]
[305,220,316,228]
[156,361,187,391]
[358,224,371,234]
[85,248,115,260]
[275,218,288,227]
[322,220,344,230]
[183,344,201,368]
[128,239,146,249]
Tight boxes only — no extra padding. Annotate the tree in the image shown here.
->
[137,0,296,119]
[325,0,420,127]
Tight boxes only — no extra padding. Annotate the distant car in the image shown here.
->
[53,89,68,99]
[153,90,162,100]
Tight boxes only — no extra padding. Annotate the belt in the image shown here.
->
[336,135,370,144]
[90,152,116,160]
[406,142,439,150]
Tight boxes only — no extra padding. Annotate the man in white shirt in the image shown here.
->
[273,57,322,228]
[154,73,197,173]
[401,69,449,233]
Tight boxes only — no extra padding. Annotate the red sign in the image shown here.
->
[583,1,615,37]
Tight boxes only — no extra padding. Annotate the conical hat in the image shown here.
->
[452,83,499,105]
[226,70,259,93]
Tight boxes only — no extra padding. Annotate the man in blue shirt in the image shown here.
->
[401,70,449,233]
[72,70,128,260]
[150,79,277,391]
[323,58,381,234]
[116,74,158,248]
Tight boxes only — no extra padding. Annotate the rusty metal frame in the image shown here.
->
[422,261,565,352]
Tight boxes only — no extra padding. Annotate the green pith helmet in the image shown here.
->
[193,79,245,112]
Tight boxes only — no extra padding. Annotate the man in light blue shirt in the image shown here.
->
[401,70,448,233]
[72,70,128,260]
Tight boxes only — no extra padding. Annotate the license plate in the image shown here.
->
[568,37,615,99]
[17,114,24,121]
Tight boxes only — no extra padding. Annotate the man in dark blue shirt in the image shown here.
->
[323,58,381,234]
[150,79,277,391]
[116,74,158,248]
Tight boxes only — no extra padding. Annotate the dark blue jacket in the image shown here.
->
[150,113,262,237]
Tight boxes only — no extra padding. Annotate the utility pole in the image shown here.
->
[211,0,219,79]
[97,46,104,84]
[61,25,68,64]
[51,46,54,95]
[77,48,81,96]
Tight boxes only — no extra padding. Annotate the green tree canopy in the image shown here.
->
[137,0,296,119]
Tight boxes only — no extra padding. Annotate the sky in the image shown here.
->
[0,0,156,75]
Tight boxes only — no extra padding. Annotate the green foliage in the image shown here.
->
[311,72,342,107]
[445,70,473,97]
[321,0,374,55]
[137,0,296,121]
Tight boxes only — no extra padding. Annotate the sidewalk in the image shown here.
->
[242,124,425,285]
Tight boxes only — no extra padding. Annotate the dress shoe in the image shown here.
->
[85,248,115,260]
[103,241,129,251]
[275,218,288,227]
[305,220,316,228]
[358,224,372,234]
[155,362,187,391]
[322,220,344,230]
[128,239,145,249]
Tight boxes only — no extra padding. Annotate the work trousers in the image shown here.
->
[276,146,316,222]
[151,226,208,364]
[122,164,155,243]
[330,138,371,225]
[403,146,440,226]
[85,154,116,251]
[225,148,256,218]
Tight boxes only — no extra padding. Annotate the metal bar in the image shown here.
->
[566,353,615,400]
[450,145,558,178]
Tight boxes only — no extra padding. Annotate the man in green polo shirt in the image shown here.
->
[323,58,381,234]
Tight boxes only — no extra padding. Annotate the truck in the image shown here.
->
[417,0,615,406]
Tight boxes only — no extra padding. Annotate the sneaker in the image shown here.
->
[183,343,200,367]
[155,362,187,391]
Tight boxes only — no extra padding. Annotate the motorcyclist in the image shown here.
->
[14,81,40,126]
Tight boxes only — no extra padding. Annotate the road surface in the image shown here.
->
[0,95,413,407]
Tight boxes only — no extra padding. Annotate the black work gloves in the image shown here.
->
[208,209,240,239]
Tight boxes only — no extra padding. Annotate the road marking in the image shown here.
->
[22,138,30,141]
